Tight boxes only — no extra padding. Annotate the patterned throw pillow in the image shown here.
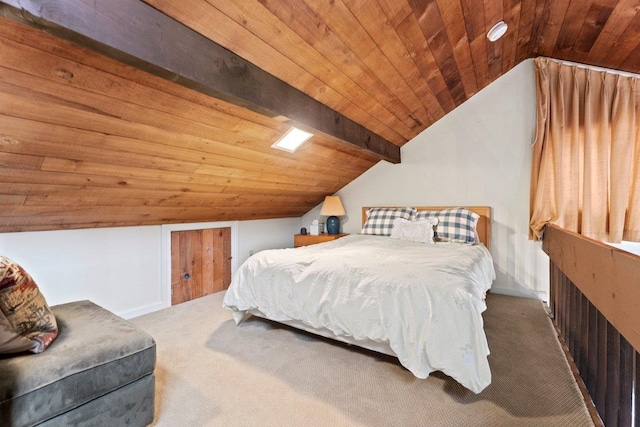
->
[0,308,39,354]
[415,207,480,243]
[0,255,58,354]
[361,207,416,236]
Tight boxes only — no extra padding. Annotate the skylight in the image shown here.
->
[271,127,313,153]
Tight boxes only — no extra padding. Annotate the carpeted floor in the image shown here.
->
[131,291,593,426]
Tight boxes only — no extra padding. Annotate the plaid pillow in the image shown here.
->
[361,207,416,236]
[415,207,479,243]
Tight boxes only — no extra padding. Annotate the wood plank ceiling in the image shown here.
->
[1,0,639,232]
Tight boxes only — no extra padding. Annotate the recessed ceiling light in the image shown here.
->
[271,127,313,153]
[487,21,508,42]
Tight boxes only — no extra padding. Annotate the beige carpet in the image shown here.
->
[131,291,593,426]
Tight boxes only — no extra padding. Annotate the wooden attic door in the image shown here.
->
[171,227,231,305]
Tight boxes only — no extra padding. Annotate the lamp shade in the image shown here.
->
[320,196,345,235]
[320,196,346,216]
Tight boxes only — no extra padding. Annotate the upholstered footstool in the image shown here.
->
[0,300,156,427]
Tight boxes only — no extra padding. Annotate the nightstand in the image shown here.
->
[294,233,348,248]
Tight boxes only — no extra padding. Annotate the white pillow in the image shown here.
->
[389,218,438,243]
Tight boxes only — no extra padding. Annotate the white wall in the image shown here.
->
[0,217,301,318]
[0,226,162,318]
[303,59,549,300]
[236,217,301,264]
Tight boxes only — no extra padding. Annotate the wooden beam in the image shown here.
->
[0,0,400,163]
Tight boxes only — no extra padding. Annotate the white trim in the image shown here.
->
[161,221,239,310]
[117,300,165,320]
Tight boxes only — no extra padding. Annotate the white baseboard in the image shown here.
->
[117,300,168,320]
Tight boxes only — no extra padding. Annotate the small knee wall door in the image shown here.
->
[171,227,231,305]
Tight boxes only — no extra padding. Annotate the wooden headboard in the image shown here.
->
[361,206,492,248]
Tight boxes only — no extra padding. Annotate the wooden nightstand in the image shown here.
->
[294,233,348,247]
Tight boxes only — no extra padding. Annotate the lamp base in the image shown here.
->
[326,216,340,235]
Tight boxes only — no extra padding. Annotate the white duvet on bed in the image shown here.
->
[222,234,496,393]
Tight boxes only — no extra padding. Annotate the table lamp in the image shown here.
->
[320,196,346,235]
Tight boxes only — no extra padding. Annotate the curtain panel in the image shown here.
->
[530,57,640,243]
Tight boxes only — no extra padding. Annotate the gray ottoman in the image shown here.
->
[0,300,156,427]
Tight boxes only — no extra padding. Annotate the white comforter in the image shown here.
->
[223,234,496,393]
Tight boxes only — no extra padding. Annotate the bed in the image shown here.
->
[222,206,496,393]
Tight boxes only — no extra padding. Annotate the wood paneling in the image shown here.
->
[0,17,376,232]
[2,1,640,232]
[0,0,399,163]
[543,224,640,357]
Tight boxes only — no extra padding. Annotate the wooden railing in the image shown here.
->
[543,225,640,426]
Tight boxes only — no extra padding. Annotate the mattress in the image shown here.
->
[223,234,495,393]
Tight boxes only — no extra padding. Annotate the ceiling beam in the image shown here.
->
[0,0,400,164]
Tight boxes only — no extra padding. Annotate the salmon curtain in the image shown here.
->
[530,57,640,243]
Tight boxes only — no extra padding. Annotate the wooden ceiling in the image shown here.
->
[1,0,639,232]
